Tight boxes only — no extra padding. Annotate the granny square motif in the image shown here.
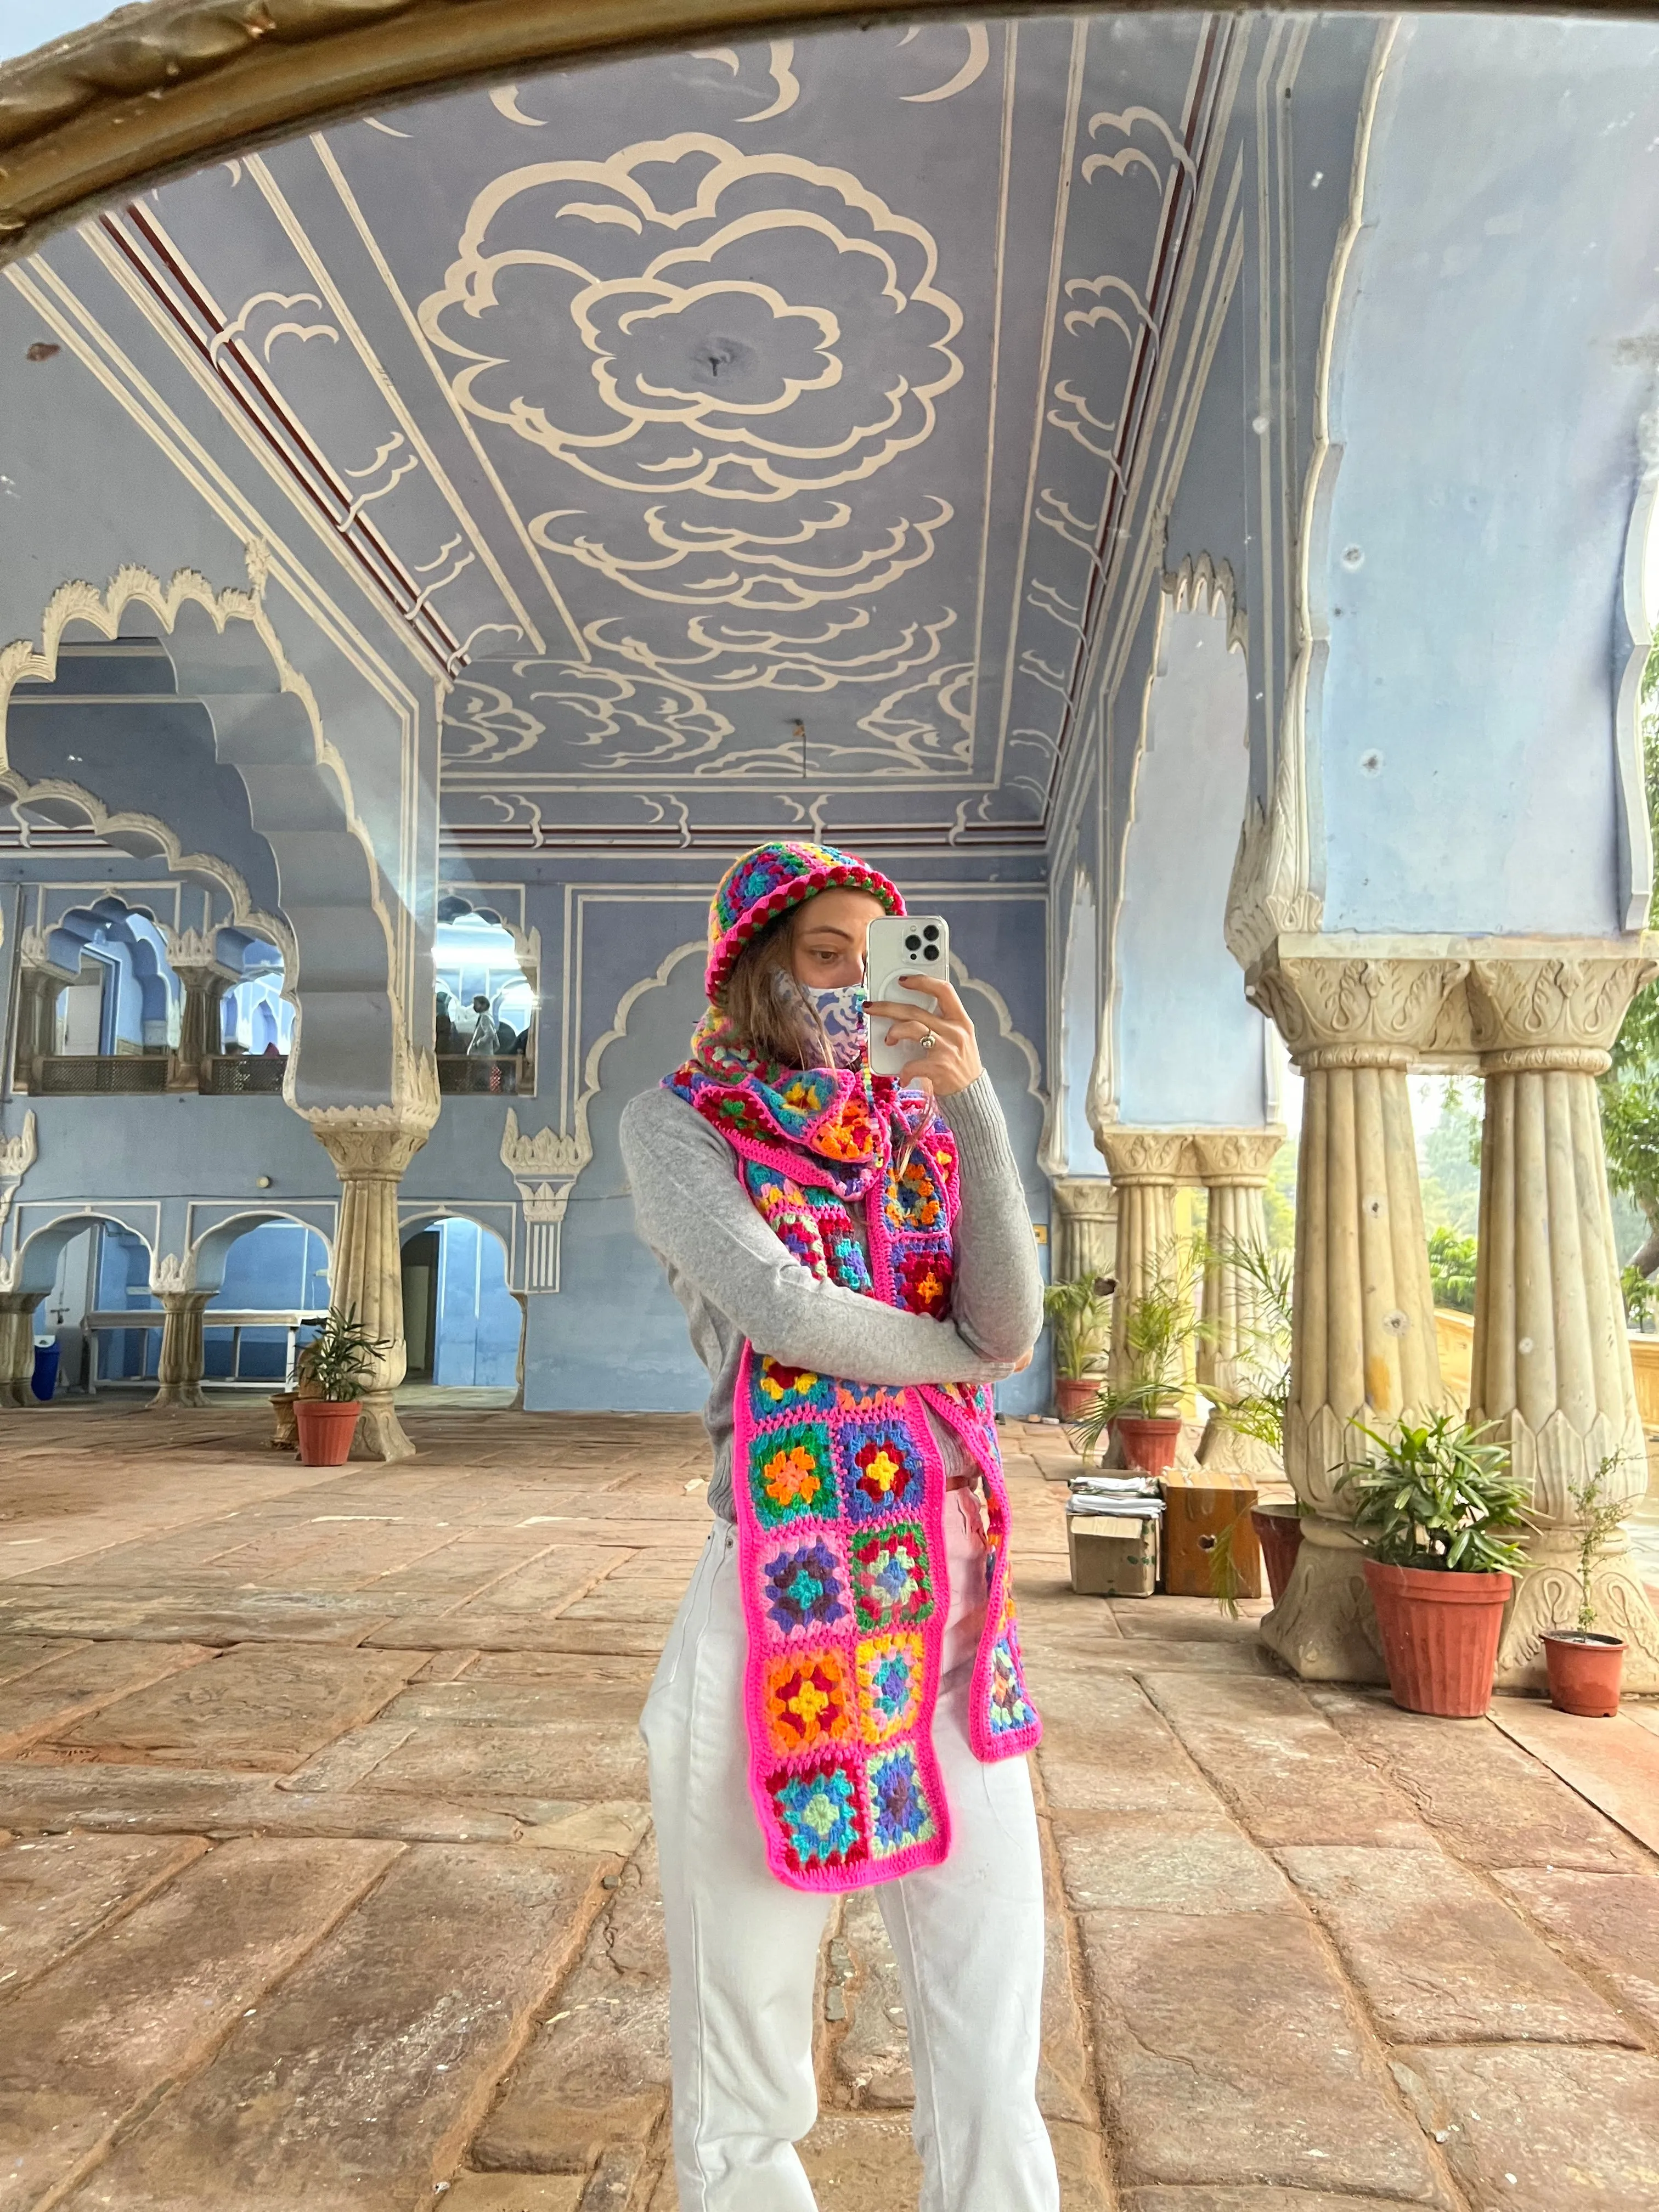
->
[763,1647,854,1756]
[761,1534,850,1640]
[751,1356,834,1419]
[848,1522,934,1630]
[834,1417,926,1523]
[856,1630,927,1745]
[767,1757,867,1875]
[748,1421,834,1531]
[867,1741,940,1859]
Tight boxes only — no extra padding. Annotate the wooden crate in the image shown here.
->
[1158,1469,1262,1599]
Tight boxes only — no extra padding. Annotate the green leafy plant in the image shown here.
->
[1336,1413,1528,1575]
[1427,1226,1479,1314]
[1073,1235,1208,1453]
[1042,1274,1114,1383]
[292,1306,388,1404]
[1204,1235,1294,1456]
[1622,1263,1656,1334]
[1563,1453,1632,1635]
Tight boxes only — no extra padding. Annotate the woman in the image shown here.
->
[620,840,1056,2212]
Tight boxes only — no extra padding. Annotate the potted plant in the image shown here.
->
[1540,1454,1629,1717]
[291,1306,388,1467]
[1205,1236,1303,1602]
[1042,1274,1114,1423]
[1074,1238,1206,1480]
[1337,1413,1529,1718]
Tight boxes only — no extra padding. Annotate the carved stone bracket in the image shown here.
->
[501,1109,593,1294]
[0,1111,38,1236]
[1047,1177,1116,1285]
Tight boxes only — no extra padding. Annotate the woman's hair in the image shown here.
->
[716,907,826,1069]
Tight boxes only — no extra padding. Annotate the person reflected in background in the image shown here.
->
[465,994,499,1057]
[435,990,455,1056]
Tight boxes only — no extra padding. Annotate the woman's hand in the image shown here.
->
[865,975,984,1098]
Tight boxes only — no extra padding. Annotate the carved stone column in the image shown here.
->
[1246,946,1465,1679]
[309,1085,439,1463]
[150,1290,212,1409]
[12,940,76,1089]
[171,953,236,1086]
[1465,952,1659,1690]
[1047,1176,1116,1285]
[0,1291,42,1408]
[1192,1127,1287,1475]
[1095,1128,1188,1389]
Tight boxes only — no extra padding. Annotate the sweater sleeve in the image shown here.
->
[620,1087,1017,1386]
[935,1074,1045,1362]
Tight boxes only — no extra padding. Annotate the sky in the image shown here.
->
[1,1,115,64]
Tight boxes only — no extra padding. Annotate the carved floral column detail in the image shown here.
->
[1047,1177,1116,1286]
[1465,952,1659,1690]
[1191,1127,1286,1475]
[1094,1129,1188,1390]
[1245,946,1466,1679]
[308,1071,441,1463]
[166,931,236,1086]
[146,1254,210,1410]
[500,1110,592,1295]
[12,933,75,1090]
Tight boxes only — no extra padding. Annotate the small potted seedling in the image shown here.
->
[291,1306,388,1467]
[1074,1238,1206,1480]
[1338,1413,1528,1717]
[1042,1274,1114,1424]
[1540,1454,1630,1717]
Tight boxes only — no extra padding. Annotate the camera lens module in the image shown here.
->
[922,924,939,941]
[923,945,940,961]
[904,934,921,953]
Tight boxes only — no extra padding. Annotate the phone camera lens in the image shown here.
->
[922,924,939,941]
[904,934,921,953]
[923,945,940,961]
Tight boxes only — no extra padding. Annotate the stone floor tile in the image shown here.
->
[1310,1690,1649,1869]
[392,1680,649,1729]
[1109,1598,1271,1644]
[519,1802,651,1855]
[1390,2044,1659,2211]
[1139,1674,1434,1849]
[469,1652,659,1687]
[441,2176,584,2212]
[1487,1697,1659,1856]
[1034,1673,1217,1815]
[1048,2117,1115,2210]
[797,2113,922,2209]
[1052,1810,1294,1915]
[65,1843,608,2210]
[828,1888,915,2111]
[1037,1823,1101,2129]
[1277,1844,1639,2045]
[0,1762,526,1842]
[1492,1865,1659,2040]
[445,1549,634,1616]
[1079,1909,1450,2204]
[1121,2192,1441,2210]
[0,1638,81,1688]
[0,1830,207,1994]
[355,1718,648,1812]
[0,1640,215,1756]
[45,1642,421,1771]
[474,1843,669,2172]
[363,1618,669,1655]
[0,1835,398,2206]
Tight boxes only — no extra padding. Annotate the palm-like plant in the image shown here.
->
[1565,1453,1633,1634]
[1042,1274,1114,1383]
[292,1306,389,1404]
[1203,1235,1293,1454]
[1073,1234,1208,1455]
[1336,1413,1529,1574]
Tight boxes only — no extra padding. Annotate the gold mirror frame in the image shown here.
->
[0,0,1641,268]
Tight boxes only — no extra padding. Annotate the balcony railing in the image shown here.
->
[200,1054,287,1095]
[437,1053,526,1095]
[34,1055,171,1094]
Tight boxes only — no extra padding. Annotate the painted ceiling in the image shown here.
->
[88,10,1236,848]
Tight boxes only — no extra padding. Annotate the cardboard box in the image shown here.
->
[1158,1469,1261,1598]
[1068,1513,1159,1598]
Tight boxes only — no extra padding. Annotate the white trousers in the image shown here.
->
[641,1494,1059,2212]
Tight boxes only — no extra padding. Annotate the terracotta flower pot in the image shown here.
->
[1252,1502,1304,1605]
[1114,1414,1184,1481]
[1542,1631,1624,1718]
[1055,1376,1103,1425]
[1362,1558,1512,1718]
[294,1398,361,1468]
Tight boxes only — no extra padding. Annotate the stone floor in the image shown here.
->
[0,1406,1655,2212]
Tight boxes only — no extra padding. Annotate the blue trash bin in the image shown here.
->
[30,1336,60,1403]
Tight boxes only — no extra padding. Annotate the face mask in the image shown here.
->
[805,984,868,1070]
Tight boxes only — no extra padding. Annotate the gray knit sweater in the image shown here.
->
[619,1074,1044,1518]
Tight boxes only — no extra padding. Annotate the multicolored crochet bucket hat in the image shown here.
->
[706,842,904,999]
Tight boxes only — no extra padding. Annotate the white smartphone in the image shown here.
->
[866,913,951,1076]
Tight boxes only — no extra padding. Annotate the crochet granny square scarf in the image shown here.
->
[667,1010,1041,1893]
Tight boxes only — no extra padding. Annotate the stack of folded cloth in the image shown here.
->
[1065,1472,1165,1520]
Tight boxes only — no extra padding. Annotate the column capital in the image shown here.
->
[1466,949,1658,1074]
[309,1106,436,1181]
[16,929,77,985]
[1047,1175,1115,1222]
[1096,1127,1189,1185]
[1190,1127,1286,1186]
[1245,937,1466,1070]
